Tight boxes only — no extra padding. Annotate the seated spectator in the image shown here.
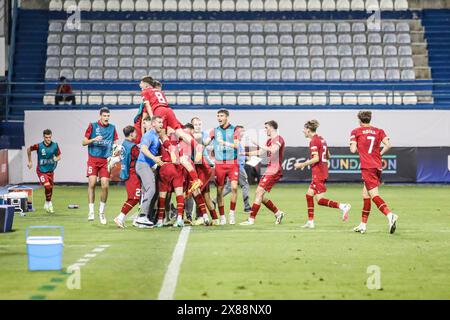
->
[55,77,76,105]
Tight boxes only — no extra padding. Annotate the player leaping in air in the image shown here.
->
[294,120,351,229]
[240,120,286,226]
[138,76,203,191]
[27,129,61,213]
[350,111,398,234]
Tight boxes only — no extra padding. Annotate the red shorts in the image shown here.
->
[159,164,184,192]
[36,169,54,186]
[258,171,282,192]
[309,179,327,195]
[86,157,109,178]
[361,168,382,191]
[153,106,182,131]
[215,163,239,187]
[133,122,142,144]
[126,171,141,200]
[196,164,214,192]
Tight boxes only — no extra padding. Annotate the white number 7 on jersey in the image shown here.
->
[367,136,375,154]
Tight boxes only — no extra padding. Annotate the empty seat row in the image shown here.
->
[49,0,409,12]
[47,32,412,45]
[44,90,419,106]
[49,20,411,33]
[45,66,416,80]
[46,44,414,57]
[46,56,414,69]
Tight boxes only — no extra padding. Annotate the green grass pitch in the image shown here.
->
[1,183,449,300]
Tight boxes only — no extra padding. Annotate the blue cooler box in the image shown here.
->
[26,226,64,271]
[0,205,15,232]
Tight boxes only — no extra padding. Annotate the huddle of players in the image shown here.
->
[26,75,398,234]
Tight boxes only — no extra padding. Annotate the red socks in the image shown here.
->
[362,198,371,223]
[158,197,166,220]
[218,205,225,216]
[188,169,199,181]
[176,195,185,217]
[263,199,278,214]
[372,196,391,216]
[44,186,53,201]
[249,203,261,219]
[193,194,207,215]
[317,198,339,209]
[209,208,218,220]
[230,201,236,211]
[120,198,139,215]
[306,195,314,220]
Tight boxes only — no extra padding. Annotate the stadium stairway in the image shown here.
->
[422,9,450,106]
[9,9,49,120]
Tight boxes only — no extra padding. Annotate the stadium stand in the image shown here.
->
[6,0,450,119]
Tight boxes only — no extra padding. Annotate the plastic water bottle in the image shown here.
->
[68,204,79,209]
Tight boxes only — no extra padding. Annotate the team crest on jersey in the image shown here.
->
[95,127,101,135]
[41,149,46,156]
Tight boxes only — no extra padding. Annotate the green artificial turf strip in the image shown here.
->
[1,184,449,299]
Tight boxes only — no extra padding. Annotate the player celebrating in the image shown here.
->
[204,109,240,225]
[350,111,398,234]
[155,130,185,228]
[294,120,351,229]
[240,121,285,225]
[133,80,162,143]
[27,129,61,213]
[114,126,141,228]
[82,107,118,224]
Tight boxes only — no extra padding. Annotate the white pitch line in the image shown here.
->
[84,253,97,258]
[157,227,191,300]
[92,248,105,253]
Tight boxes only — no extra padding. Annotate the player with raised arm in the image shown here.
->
[82,107,118,224]
[27,129,61,213]
[154,129,185,228]
[294,120,351,229]
[204,109,240,225]
[114,126,141,228]
[240,121,286,226]
[350,111,398,234]
[181,123,219,226]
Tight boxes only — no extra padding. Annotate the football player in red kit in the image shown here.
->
[350,111,398,234]
[240,121,286,225]
[294,120,351,229]
[178,123,218,226]
[155,130,186,228]
[114,126,141,228]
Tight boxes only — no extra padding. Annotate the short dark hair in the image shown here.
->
[235,125,244,130]
[59,76,66,82]
[358,110,372,124]
[153,80,162,88]
[43,129,52,136]
[143,116,152,122]
[123,125,135,137]
[217,109,229,117]
[191,117,201,123]
[264,120,278,130]
[141,76,154,86]
[99,107,110,115]
[184,123,194,130]
[304,120,319,132]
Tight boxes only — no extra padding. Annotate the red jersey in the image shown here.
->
[266,135,285,175]
[129,144,140,173]
[160,139,180,163]
[309,135,329,181]
[350,126,387,169]
[141,87,170,113]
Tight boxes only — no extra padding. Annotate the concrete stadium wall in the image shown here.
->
[21,109,450,183]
